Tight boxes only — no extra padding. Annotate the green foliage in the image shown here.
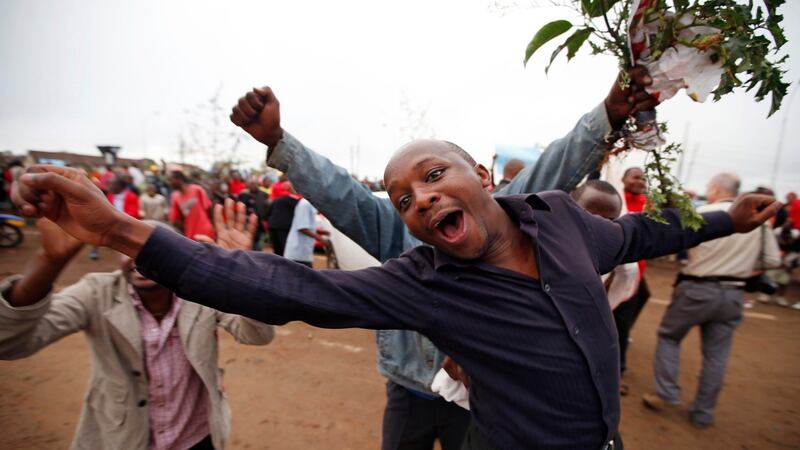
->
[523,0,789,225]
[524,20,573,66]
[524,0,789,115]
[642,142,705,230]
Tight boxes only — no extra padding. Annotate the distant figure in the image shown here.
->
[269,175,292,199]
[106,176,141,219]
[140,183,169,222]
[227,170,246,196]
[643,172,780,428]
[237,177,269,250]
[208,179,233,206]
[495,159,525,189]
[167,171,215,240]
[614,166,650,379]
[283,185,327,267]
[265,181,299,256]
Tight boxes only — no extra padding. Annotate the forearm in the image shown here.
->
[135,227,424,330]
[105,216,155,259]
[497,102,614,196]
[267,132,415,261]
[5,253,69,307]
[615,210,734,267]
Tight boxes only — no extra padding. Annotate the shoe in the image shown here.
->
[689,412,713,429]
[642,393,681,411]
[791,302,800,310]
[775,296,789,307]
[756,293,771,303]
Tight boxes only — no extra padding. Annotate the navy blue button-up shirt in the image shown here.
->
[136,191,734,449]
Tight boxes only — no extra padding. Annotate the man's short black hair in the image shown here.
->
[169,170,188,182]
[571,180,621,202]
[622,167,643,178]
[443,141,477,167]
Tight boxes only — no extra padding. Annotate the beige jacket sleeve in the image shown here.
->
[215,312,275,345]
[0,275,96,360]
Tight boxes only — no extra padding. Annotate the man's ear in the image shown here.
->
[474,164,492,190]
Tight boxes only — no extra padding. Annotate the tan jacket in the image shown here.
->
[0,271,274,450]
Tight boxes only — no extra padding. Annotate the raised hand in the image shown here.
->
[728,193,782,233]
[604,66,660,129]
[198,198,258,251]
[11,165,153,256]
[230,86,283,147]
[38,218,84,263]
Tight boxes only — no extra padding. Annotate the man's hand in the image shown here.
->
[197,198,258,251]
[38,218,84,263]
[605,66,659,129]
[230,86,283,148]
[442,356,471,390]
[728,193,782,233]
[11,165,153,256]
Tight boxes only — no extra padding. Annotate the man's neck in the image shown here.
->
[137,286,174,321]
[479,202,539,279]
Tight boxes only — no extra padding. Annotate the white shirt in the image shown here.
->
[284,198,318,263]
[683,200,781,278]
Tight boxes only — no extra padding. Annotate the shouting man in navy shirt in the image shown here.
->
[13,142,779,450]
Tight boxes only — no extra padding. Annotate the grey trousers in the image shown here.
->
[653,280,744,425]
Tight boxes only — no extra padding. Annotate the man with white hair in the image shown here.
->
[643,172,780,428]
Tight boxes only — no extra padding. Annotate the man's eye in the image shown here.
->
[399,196,411,209]
[426,168,444,182]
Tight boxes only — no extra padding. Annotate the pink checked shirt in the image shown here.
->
[130,288,210,450]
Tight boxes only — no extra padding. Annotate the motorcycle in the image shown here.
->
[0,214,25,248]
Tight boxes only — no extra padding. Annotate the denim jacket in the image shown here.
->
[266,101,614,393]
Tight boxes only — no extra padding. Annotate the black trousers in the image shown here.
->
[189,435,214,450]
[460,422,624,450]
[268,228,290,256]
[613,278,650,373]
[382,381,471,450]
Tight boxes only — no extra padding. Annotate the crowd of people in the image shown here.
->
[0,65,797,450]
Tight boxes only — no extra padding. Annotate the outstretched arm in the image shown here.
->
[230,87,414,262]
[12,169,429,331]
[556,191,781,274]
[498,66,659,195]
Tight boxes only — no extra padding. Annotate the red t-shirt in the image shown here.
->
[270,180,291,199]
[228,179,246,196]
[169,184,215,240]
[625,191,648,277]
[790,199,800,230]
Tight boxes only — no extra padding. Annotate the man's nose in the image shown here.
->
[415,190,440,215]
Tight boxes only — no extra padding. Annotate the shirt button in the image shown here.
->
[573,326,580,336]
[544,283,551,292]
[138,399,147,407]
[131,370,142,377]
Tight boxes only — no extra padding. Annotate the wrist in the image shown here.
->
[265,128,285,149]
[104,214,155,258]
[604,98,628,130]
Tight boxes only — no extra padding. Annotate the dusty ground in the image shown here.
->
[1,227,798,449]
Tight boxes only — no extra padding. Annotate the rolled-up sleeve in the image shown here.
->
[135,227,431,331]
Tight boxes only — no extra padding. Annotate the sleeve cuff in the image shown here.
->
[265,131,300,173]
[699,210,735,240]
[588,101,614,143]
[0,275,53,319]
[135,226,200,292]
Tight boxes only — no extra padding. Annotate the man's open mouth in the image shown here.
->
[433,210,467,244]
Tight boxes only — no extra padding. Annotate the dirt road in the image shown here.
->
[1,228,798,449]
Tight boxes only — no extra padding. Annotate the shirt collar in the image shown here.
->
[431,193,551,270]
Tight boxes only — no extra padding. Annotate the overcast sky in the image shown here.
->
[1,0,798,196]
